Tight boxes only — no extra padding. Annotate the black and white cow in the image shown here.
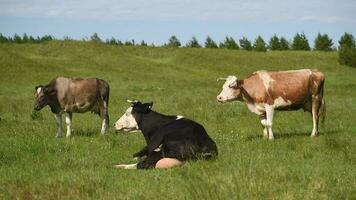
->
[114,101,218,169]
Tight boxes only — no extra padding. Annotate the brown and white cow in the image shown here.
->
[217,69,325,140]
[34,77,110,137]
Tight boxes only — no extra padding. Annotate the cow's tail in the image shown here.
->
[318,84,326,124]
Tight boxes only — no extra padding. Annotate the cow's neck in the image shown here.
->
[136,111,177,143]
[48,96,61,114]
[239,83,254,104]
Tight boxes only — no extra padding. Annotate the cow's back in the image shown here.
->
[159,119,218,160]
[243,69,314,107]
[55,77,103,113]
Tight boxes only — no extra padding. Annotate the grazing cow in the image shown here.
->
[34,77,110,137]
[114,101,218,169]
[217,69,325,140]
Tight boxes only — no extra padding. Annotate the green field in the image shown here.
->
[0,41,355,199]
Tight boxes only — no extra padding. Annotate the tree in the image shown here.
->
[90,33,102,43]
[239,37,252,51]
[220,36,239,50]
[140,40,147,46]
[253,36,267,52]
[22,33,29,43]
[40,35,54,42]
[0,33,9,43]
[292,33,310,50]
[339,45,356,67]
[338,32,355,49]
[186,36,201,48]
[13,34,22,43]
[269,35,281,50]
[338,33,356,67]
[205,36,218,48]
[314,33,333,51]
[29,36,36,43]
[167,35,181,47]
[106,37,117,45]
[279,37,290,50]
[124,40,134,46]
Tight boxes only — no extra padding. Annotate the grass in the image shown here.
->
[0,41,355,199]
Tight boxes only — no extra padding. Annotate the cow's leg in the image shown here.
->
[100,102,109,135]
[155,158,183,169]
[265,105,274,140]
[311,95,321,137]
[259,114,268,139]
[54,113,62,137]
[114,163,138,169]
[65,112,72,138]
[137,151,163,169]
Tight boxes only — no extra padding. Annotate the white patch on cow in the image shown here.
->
[114,163,138,169]
[65,113,72,138]
[54,114,62,137]
[265,105,274,140]
[37,87,42,94]
[279,69,312,74]
[176,115,184,120]
[114,107,139,131]
[217,75,239,102]
[273,96,292,108]
[256,71,274,92]
[154,144,162,152]
[246,102,265,115]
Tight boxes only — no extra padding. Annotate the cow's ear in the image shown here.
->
[44,86,57,95]
[148,102,153,109]
[229,81,238,89]
[35,85,43,91]
[141,102,153,113]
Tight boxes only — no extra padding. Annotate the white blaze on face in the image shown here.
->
[217,75,238,102]
[176,115,184,120]
[114,107,139,131]
[37,87,42,94]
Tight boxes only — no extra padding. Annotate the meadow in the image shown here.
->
[0,41,355,199]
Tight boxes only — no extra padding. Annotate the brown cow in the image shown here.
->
[217,69,325,140]
[34,77,110,137]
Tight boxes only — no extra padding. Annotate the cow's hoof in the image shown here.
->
[133,156,146,161]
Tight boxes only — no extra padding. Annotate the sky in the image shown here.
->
[0,0,355,45]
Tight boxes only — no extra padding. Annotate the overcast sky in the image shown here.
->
[0,0,355,45]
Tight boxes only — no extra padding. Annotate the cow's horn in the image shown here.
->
[217,77,227,82]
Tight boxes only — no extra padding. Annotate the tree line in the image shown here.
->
[1,32,355,67]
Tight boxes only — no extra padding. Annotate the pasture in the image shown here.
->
[0,41,355,199]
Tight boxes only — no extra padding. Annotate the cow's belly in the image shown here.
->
[246,102,265,115]
[64,102,99,113]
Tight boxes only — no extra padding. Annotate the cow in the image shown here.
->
[34,77,110,137]
[114,100,218,169]
[217,69,325,140]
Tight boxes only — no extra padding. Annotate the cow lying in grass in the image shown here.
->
[114,100,218,169]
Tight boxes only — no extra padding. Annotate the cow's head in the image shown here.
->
[34,85,56,111]
[114,100,153,132]
[217,75,242,103]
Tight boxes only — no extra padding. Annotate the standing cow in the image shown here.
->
[34,77,110,137]
[114,101,218,169]
[217,69,325,140]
